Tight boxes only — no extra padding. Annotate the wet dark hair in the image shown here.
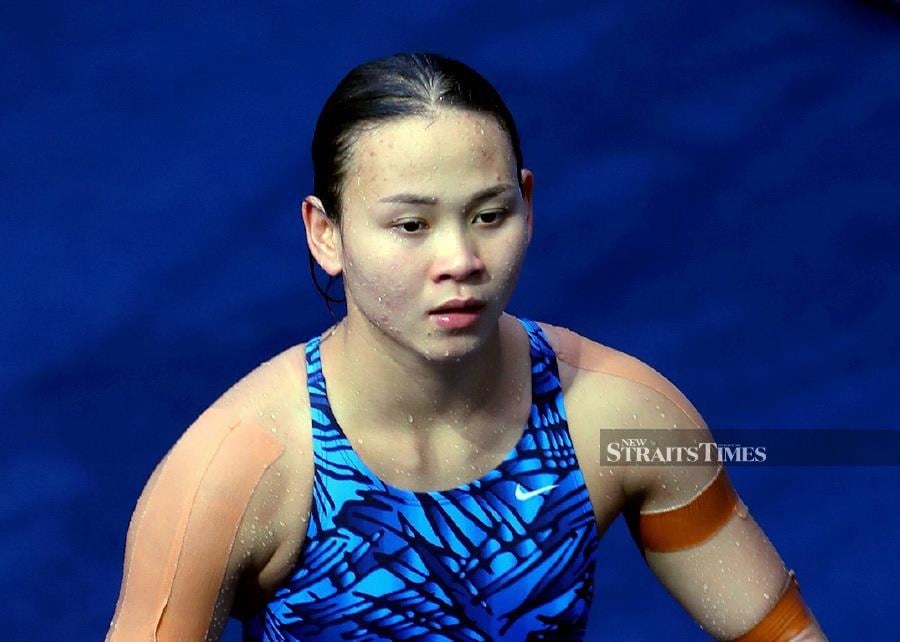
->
[307,52,525,308]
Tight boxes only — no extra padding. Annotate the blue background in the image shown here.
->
[3,1,898,639]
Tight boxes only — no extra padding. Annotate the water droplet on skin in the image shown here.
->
[408,414,414,423]
[763,592,770,600]
[357,438,364,444]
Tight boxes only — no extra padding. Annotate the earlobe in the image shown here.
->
[301,196,343,276]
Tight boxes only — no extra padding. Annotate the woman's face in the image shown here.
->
[335,109,533,361]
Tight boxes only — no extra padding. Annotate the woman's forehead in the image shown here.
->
[344,111,517,200]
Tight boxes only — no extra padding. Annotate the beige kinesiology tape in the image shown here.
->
[108,412,284,640]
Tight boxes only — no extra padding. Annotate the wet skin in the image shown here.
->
[106,108,823,642]
[303,109,539,471]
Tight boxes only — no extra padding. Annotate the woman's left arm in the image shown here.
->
[620,388,827,641]
[540,322,826,640]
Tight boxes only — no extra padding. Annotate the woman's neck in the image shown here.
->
[319,313,527,432]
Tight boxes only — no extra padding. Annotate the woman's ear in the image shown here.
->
[520,168,534,244]
[301,196,343,276]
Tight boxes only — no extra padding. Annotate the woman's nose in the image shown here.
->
[431,230,485,283]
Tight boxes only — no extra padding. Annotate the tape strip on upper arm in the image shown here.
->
[637,466,741,552]
[543,323,816,639]
[107,409,284,641]
[544,322,741,554]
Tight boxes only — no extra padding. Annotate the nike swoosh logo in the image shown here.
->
[515,483,558,501]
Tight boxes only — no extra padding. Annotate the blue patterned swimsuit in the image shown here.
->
[242,318,600,641]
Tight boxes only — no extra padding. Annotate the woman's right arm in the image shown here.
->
[106,407,286,642]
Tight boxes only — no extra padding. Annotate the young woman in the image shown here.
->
[106,53,825,641]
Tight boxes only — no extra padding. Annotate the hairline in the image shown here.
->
[330,106,521,223]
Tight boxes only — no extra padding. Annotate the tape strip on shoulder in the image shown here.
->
[543,322,706,431]
[638,467,740,552]
[113,408,284,639]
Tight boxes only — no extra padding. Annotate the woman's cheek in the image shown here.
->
[378,256,417,308]
[493,231,529,288]
[355,254,416,319]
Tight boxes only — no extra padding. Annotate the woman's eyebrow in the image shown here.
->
[377,183,516,206]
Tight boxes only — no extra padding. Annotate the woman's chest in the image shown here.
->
[242,423,602,641]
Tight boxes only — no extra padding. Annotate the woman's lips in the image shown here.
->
[428,301,485,330]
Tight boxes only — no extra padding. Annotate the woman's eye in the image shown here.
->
[394,220,426,233]
[474,210,504,225]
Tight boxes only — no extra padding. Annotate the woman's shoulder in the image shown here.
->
[534,320,705,430]
[155,341,313,513]
[211,342,310,424]
[160,341,314,565]
[535,321,665,385]
[168,338,311,468]
[109,343,315,638]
